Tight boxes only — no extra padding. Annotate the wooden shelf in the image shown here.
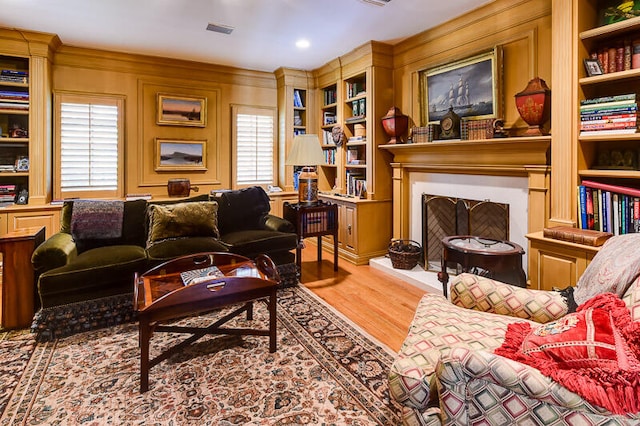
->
[0,172,28,177]
[0,81,28,88]
[579,68,640,85]
[0,138,28,143]
[0,109,28,115]
[345,93,366,103]
[578,169,640,179]
[579,15,640,41]
[579,133,640,142]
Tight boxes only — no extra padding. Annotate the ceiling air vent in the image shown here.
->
[359,0,391,5]
[206,23,234,34]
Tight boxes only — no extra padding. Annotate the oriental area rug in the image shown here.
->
[0,286,401,425]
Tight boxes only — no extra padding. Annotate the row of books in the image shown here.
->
[322,129,334,145]
[579,93,637,135]
[461,118,497,140]
[323,88,337,106]
[0,69,28,84]
[301,211,334,234]
[293,90,305,108]
[345,81,365,99]
[345,171,366,198]
[323,148,336,165]
[589,40,639,74]
[351,99,366,117]
[578,180,640,235]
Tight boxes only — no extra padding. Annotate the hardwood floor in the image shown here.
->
[297,241,427,352]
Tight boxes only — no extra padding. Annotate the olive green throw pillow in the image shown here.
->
[146,201,219,248]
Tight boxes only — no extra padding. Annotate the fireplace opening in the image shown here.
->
[422,194,509,271]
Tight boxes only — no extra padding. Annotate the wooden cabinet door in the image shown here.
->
[343,204,357,251]
[8,209,60,238]
[527,232,599,291]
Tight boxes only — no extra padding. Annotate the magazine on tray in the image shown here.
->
[180,266,224,286]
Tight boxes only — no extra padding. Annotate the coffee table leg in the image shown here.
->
[439,250,450,298]
[269,290,277,353]
[139,319,150,393]
[247,301,254,320]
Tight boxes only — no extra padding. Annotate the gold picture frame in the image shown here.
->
[419,47,503,126]
[155,138,207,171]
[157,94,207,127]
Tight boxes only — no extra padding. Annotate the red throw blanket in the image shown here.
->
[495,292,640,415]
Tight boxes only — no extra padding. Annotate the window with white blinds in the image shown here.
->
[55,93,124,198]
[233,105,276,187]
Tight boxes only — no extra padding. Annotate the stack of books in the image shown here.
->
[0,184,16,206]
[577,180,640,235]
[0,89,29,112]
[580,94,637,135]
[0,69,28,84]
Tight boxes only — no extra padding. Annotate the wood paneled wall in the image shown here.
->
[391,0,552,134]
[52,45,277,197]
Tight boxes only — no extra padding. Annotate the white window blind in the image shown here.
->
[236,112,274,185]
[60,102,119,192]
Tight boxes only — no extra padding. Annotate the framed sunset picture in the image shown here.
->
[157,94,207,127]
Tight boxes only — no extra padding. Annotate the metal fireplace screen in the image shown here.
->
[422,194,509,271]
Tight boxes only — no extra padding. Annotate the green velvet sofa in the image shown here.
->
[30,186,298,341]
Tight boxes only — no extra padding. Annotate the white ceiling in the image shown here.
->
[0,0,492,73]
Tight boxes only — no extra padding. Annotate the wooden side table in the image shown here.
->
[438,235,526,298]
[283,201,338,277]
[0,226,45,329]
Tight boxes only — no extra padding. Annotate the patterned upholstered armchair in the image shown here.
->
[389,234,640,425]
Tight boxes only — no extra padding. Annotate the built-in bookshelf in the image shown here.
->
[320,84,338,184]
[0,55,30,207]
[293,88,306,136]
[576,9,640,232]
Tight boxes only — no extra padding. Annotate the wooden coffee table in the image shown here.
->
[134,252,280,393]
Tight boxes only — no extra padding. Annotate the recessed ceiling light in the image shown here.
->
[296,39,310,49]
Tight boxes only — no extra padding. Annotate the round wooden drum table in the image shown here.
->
[438,235,526,298]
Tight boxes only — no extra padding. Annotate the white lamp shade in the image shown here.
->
[285,134,326,166]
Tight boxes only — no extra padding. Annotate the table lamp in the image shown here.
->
[285,134,326,204]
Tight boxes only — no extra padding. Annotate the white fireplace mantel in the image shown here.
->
[380,136,551,240]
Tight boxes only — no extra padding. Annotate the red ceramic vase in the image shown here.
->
[381,106,409,144]
[514,77,551,136]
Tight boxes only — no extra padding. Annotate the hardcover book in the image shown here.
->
[543,226,612,246]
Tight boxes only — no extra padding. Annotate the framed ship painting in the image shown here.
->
[419,47,503,125]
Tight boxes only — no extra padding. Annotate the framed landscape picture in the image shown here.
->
[155,139,207,171]
[157,94,207,127]
[419,47,502,125]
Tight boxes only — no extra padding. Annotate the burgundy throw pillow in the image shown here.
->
[495,293,640,415]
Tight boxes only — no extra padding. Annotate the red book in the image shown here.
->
[586,187,595,229]
[582,180,640,198]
